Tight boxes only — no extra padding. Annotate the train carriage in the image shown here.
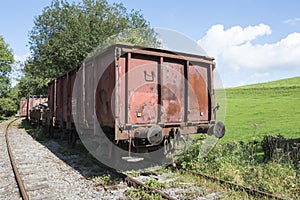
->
[23,43,225,168]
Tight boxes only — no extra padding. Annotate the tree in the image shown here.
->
[0,98,16,117]
[0,35,14,97]
[0,36,17,117]
[20,0,159,96]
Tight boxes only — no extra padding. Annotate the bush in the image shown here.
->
[176,140,299,199]
[0,97,16,117]
[262,135,300,164]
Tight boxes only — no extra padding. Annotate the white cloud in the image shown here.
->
[198,24,272,56]
[284,18,300,26]
[222,32,300,70]
[197,24,300,87]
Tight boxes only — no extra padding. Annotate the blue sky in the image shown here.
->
[1,0,299,87]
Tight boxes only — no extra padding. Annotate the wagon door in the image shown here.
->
[187,63,210,122]
[120,53,160,125]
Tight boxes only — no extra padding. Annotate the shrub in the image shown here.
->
[0,97,16,117]
[176,140,299,199]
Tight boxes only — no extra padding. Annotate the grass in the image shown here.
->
[18,119,48,140]
[238,76,300,89]
[125,187,164,200]
[176,140,299,199]
[93,174,121,186]
[222,76,300,142]
[174,76,300,199]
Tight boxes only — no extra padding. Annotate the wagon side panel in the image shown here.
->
[19,98,28,117]
[55,78,63,127]
[95,49,116,129]
[187,62,209,122]
[62,75,68,127]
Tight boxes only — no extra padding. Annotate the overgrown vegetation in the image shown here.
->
[176,137,299,199]
[0,98,16,117]
[123,176,167,199]
[125,186,163,200]
[196,76,300,198]
[145,178,166,189]
[93,174,121,186]
[19,119,47,140]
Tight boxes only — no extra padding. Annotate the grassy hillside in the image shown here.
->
[238,76,300,89]
[222,76,300,142]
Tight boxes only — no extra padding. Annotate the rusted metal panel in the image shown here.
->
[62,75,68,125]
[96,63,116,127]
[47,81,55,126]
[19,98,28,117]
[48,68,79,130]
[127,54,159,125]
[67,69,77,128]
[122,48,214,64]
[95,49,116,129]
[161,59,185,123]
[187,63,209,122]
[209,63,215,122]
[55,78,63,127]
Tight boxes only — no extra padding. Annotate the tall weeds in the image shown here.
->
[176,136,299,199]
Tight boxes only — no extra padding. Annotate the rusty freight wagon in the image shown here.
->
[47,43,225,167]
[19,96,48,119]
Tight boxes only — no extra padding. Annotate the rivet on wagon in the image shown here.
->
[200,112,204,116]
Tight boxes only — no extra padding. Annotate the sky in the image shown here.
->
[0,0,299,87]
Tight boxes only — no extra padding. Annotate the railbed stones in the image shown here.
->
[0,120,20,200]
[6,119,127,200]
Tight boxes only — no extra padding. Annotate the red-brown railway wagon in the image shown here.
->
[19,96,48,119]
[47,68,76,134]
[47,44,225,156]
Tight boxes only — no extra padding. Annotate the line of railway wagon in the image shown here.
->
[20,43,225,169]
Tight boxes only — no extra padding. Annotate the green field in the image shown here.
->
[222,76,300,142]
[176,77,300,199]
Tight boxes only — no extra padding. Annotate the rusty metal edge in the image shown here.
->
[5,118,29,200]
[108,168,176,200]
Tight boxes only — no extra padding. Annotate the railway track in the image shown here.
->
[67,146,182,199]
[1,117,222,200]
[0,118,114,199]
[46,133,224,199]
[0,118,21,199]
[4,117,275,200]
[179,169,288,200]
[5,118,29,200]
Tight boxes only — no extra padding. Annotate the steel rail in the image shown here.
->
[108,168,177,200]
[5,118,29,200]
[75,148,177,200]
[183,169,287,200]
